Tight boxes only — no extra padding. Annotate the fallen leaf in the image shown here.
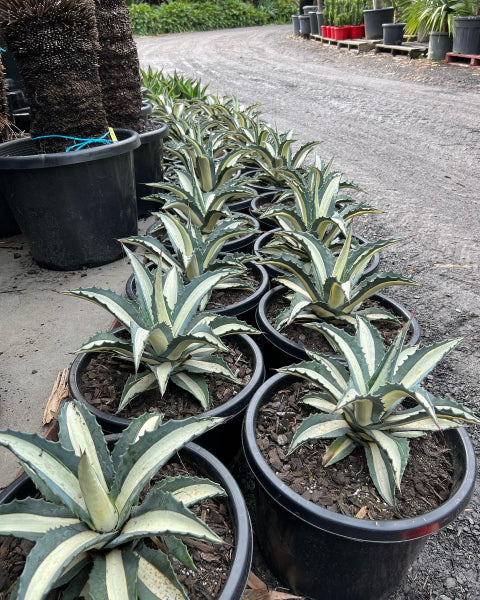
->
[43,368,69,425]
[242,572,304,599]
[247,572,268,590]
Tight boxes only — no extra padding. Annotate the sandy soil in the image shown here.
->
[136,25,480,600]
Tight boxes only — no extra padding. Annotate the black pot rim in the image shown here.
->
[68,332,265,430]
[125,261,269,317]
[138,122,169,145]
[363,6,394,12]
[256,285,421,362]
[0,128,140,169]
[242,371,477,543]
[253,229,380,279]
[0,442,252,600]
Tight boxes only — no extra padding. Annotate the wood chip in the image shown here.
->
[355,505,367,519]
[42,368,69,424]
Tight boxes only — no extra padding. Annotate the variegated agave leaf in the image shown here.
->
[0,405,227,600]
[280,317,480,506]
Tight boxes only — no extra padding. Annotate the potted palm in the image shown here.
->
[242,317,479,600]
[0,0,139,270]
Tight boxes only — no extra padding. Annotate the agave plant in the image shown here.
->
[64,248,257,411]
[258,165,375,243]
[258,227,418,329]
[280,316,480,505]
[144,167,257,235]
[122,215,256,308]
[141,66,210,101]
[0,400,228,599]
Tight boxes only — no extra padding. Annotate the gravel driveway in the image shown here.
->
[136,25,480,600]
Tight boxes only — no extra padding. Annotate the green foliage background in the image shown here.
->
[129,0,298,36]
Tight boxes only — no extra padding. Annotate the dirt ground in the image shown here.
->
[136,25,480,600]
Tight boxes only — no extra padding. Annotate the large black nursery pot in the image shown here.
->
[242,372,477,600]
[292,14,300,36]
[383,22,406,45]
[299,14,311,37]
[0,441,253,600]
[452,16,480,55]
[0,129,140,270]
[68,333,265,465]
[256,286,421,370]
[134,122,169,217]
[0,192,21,237]
[363,7,394,39]
[428,31,453,60]
[126,261,269,328]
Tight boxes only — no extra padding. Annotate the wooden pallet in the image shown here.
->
[445,52,480,68]
[375,42,428,58]
[311,34,378,52]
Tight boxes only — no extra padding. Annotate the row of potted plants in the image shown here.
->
[1,63,479,599]
[0,1,479,597]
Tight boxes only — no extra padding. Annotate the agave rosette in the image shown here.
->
[0,401,227,599]
[280,316,480,505]
[64,248,257,411]
[258,226,418,329]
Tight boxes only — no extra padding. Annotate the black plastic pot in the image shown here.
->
[126,261,269,327]
[453,16,480,55]
[0,441,252,600]
[253,229,381,279]
[292,14,300,36]
[256,286,421,369]
[242,372,476,600]
[134,122,169,217]
[0,191,21,237]
[299,14,311,37]
[0,129,140,270]
[12,107,30,133]
[316,11,325,31]
[309,10,319,35]
[383,22,406,45]
[146,214,260,255]
[363,7,394,39]
[302,4,317,14]
[428,31,453,60]
[140,99,153,118]
[68,333,265,465]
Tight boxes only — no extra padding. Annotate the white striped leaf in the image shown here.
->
[343,272,419,312]
[118,371,158,412]
[290,414,350,452]
[0,498,80,541]
[0,431,88,520]
[59,402,114,493]
[150,362,175,396]
[131,322,151,372]
[63,288,140,331]
[332,222,353,280]
[301,392,337,412]
[112,417,224,522]
[363,442,396,506]
[136,545,187,600]
[356,317,385,378]
[112,414,163,471]
[78,454,118,533]
[141,476,226,508]
[393,338,463,388]
[15,524,114,600]
[123,246,154,323]
[279,360,347,399]
[182,356,236,379]
[74,332,135,358]
[170,372,209,409]
[88,549,138,600]
[367,431,405,488]
[322,436,356,467]
[111,493,221,548]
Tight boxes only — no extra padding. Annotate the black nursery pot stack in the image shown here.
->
[0,0,108,153]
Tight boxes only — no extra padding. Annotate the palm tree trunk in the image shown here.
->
[0,58,12,143]
[94,0,143,132]
[0,0,108,153]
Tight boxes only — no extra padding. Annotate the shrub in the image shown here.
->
[129,0,296,36]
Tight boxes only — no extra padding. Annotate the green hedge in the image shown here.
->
[130,0,298,36]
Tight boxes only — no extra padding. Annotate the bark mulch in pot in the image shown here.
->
[256,381,455,521]
[266,293,411,354]
[205,267,261,311]
[79,342,253,420]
